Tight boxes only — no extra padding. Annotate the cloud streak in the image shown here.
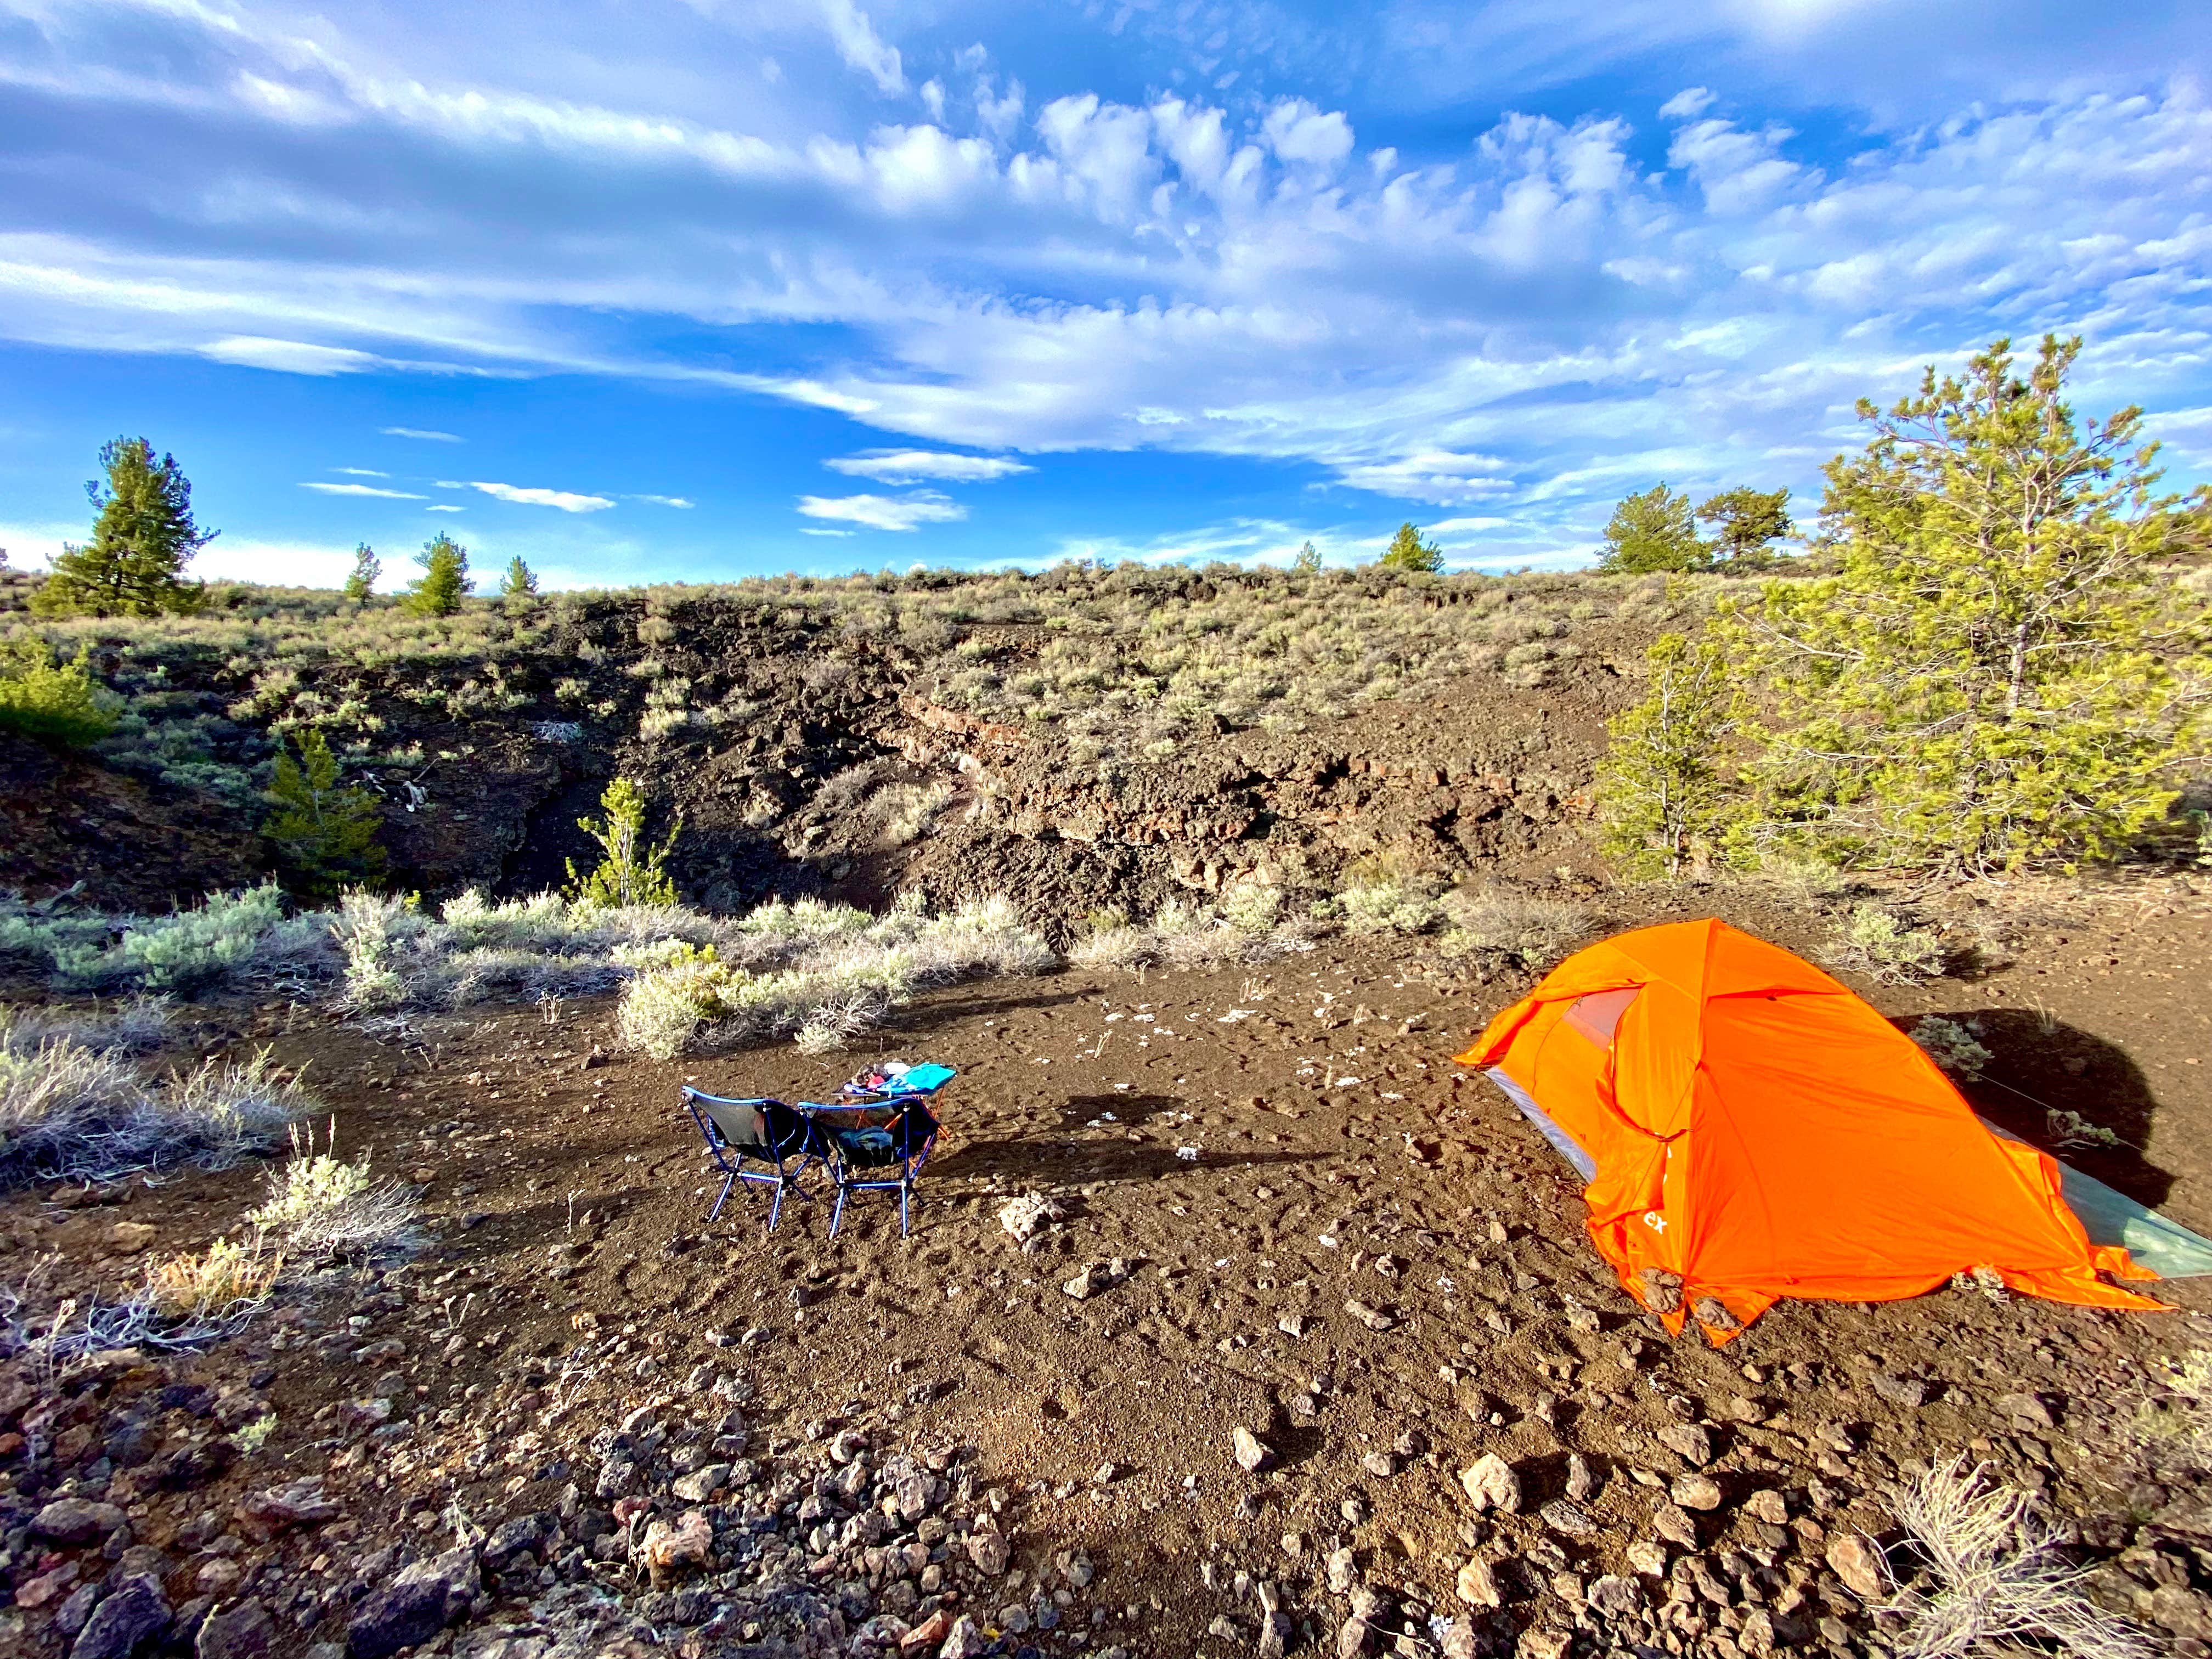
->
[300,481,426,499]
[826,450,1033,484]
[797,492,967,531]
[464,481,615,512]
[0,0,2203,554]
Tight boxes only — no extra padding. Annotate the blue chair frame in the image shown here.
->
[682,1088,819,1231]
[808,1066,955,1237]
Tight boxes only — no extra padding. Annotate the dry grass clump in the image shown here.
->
[1882,1455,2152,1659]
[2132,1348,2212,1464]
[1,884,330,996]
[1069,895,1319,971]
[616,894,1051,1059]
[0,996,172,1056]
[249,1125,420,1257]
[1330,878,1446,935]
[1438,887,1592,970]
[0,1024,307,1189]
[1822,902,1948,984]
[144,1235,284,1323]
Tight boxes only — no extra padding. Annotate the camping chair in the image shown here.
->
[681,1089,819,1231]
[809,1063,955,1237]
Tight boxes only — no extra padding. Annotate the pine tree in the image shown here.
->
[1293,540,1323,573]
[404,534,472,617]
[264,728,385,896]
[1595,633,1739,878]
[1378,522,1443,572]
[1598,484,1707,574]
[1730,334,2212,872]
[499,556,538,598]
[34,438,215,617]
[342,543,380,603]
[1696,488,1792,570]
[566,776,680,908]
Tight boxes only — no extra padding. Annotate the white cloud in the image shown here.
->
[825,450,1031,483]
[332,466,388,477]
[1660,87,1717,120]
[629,493,696,507]
[798,526,857,536]
[382,427,464,443]
[300,481,426,499]
[820,0,904,95]
[465,481,615,512]
[425,504,465,512]
[201,336,377,374]
[0,0,2203,550]
[1262,99,1355,168]
[797,491,967,530]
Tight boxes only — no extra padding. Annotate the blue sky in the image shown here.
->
[1,1,2208,588]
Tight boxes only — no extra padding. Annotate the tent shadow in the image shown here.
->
[1922,1009,2175,1211]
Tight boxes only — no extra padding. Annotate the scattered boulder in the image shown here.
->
[71,1573,171,1659]
[1826,1532,1887,1599]
[1588,1576,1643,1618]
[998,1193,1064,1244]
[1671,1473,1724,1511]
[642,1510,713,1587]
[1454,1556,1500,1608]
[195,1599,274,1659]
[965,1525,1009,1576]
[1459,1454,1521,1514]
[346,1548,480,1659]
[1541,1499,1598,1536]
[1995,1391,2056,1430]
[1233,1427,1276,1473]
[1656,1423,1713,1465]
[35,1498,128,1545]
[236,1479,338,1542]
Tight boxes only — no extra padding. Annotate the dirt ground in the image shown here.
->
[5,875,2212,1659]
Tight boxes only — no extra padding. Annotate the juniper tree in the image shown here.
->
[1599,484,1706,574]
[1696,488,1792,570]
[404,534,472,617]
[35,438,215,617]
[342,543,380,603]
[1595,632,1739,878]
[0,639,118,747]
[1293,540,1323,573]
[566,776,680,908]
[265,729,385,896]
[499,556,538,598]
[1729,334,2212,872]
[1379,522,1443,572]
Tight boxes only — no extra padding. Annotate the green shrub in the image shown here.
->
[567,776,680,908]
[52,883,291,993]
[0,639,119,746]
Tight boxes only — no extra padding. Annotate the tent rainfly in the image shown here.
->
[1455,919,2168,1342]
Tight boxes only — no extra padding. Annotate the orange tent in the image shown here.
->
[1455,918,2163,1341]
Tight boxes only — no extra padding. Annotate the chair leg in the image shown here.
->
[768,1180,784,1232]
[830,1183,848,1239]
[708,1172,735,1223]
[899,1181,911,1236]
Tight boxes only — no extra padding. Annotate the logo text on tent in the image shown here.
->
[1643,1211,1667,1232]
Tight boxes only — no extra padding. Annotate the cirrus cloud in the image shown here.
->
[825,450,1033,484]
[797,491,967,531]
[464,481,615,512]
